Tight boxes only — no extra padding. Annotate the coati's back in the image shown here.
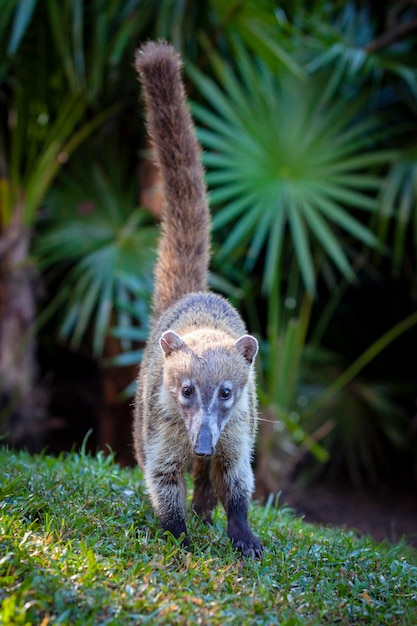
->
[133,42,263,557]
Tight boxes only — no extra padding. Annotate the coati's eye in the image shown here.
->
[220,388,232,400]
[182,385,193,398]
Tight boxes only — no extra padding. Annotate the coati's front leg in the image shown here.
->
[225,493,263,558]
[144,449,189,547]
[212,455,264,558]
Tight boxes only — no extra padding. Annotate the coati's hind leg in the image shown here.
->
[212,457,264,558]
[192,457,218,524]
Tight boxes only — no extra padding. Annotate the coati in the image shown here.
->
[133,41,264,558]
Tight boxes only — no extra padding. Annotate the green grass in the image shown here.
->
[0,448,416,625]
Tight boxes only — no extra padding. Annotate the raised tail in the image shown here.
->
[135,41,210,320]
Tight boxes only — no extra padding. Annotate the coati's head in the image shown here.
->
[159,329,258,457]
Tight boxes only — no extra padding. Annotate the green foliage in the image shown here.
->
[0,0,155,229]
[43,0,155,100]
[299,309,417,484]
[0,449,416,625]
[304,2,417,99]
[210,0,305,78]
[190,46,388,296]
[183,3,417,484]
[188,37,400,468]
[36,156,156,357]
[376,146,417,274]
[6,0,37,54]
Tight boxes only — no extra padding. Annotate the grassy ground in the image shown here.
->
[0,448,416,625]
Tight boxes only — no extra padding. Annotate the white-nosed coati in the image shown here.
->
[133,41,263,558]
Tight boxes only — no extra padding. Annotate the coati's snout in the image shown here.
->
[193,423,214,457]
[159,329,258,456]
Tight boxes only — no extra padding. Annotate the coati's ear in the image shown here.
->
[160,330,184,357]
[234,335,258,365]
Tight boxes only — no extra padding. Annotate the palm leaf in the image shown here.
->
[6,0,38,56]
[305,3,417,100]
[288,199,315,294]
[211,0,305,79]
[302,202,353,279]
[36,160,157,356]
[192,51,390,293]
[376,148,417,273]
[263,206,286,293]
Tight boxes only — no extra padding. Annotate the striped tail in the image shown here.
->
[135,41,210,320]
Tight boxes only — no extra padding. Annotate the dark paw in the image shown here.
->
[232,535,264,558]
[228,513,264,557]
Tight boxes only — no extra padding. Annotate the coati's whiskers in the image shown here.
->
[255,417,283,424]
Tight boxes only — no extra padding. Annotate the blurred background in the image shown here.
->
[1,0,416,543]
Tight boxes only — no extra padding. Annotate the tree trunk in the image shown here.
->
[0,203,43,450]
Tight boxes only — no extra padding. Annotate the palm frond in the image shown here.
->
[36,160,156,356]
[190,52,390,294]
[211,0,305,79]
[304,3,417,100]
[375,146,417,273]
[5,0,38,57]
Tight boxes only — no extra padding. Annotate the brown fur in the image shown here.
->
[134,42,209,320]
[133,42,263,557]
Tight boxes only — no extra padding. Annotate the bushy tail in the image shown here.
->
[135,41,210,320]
